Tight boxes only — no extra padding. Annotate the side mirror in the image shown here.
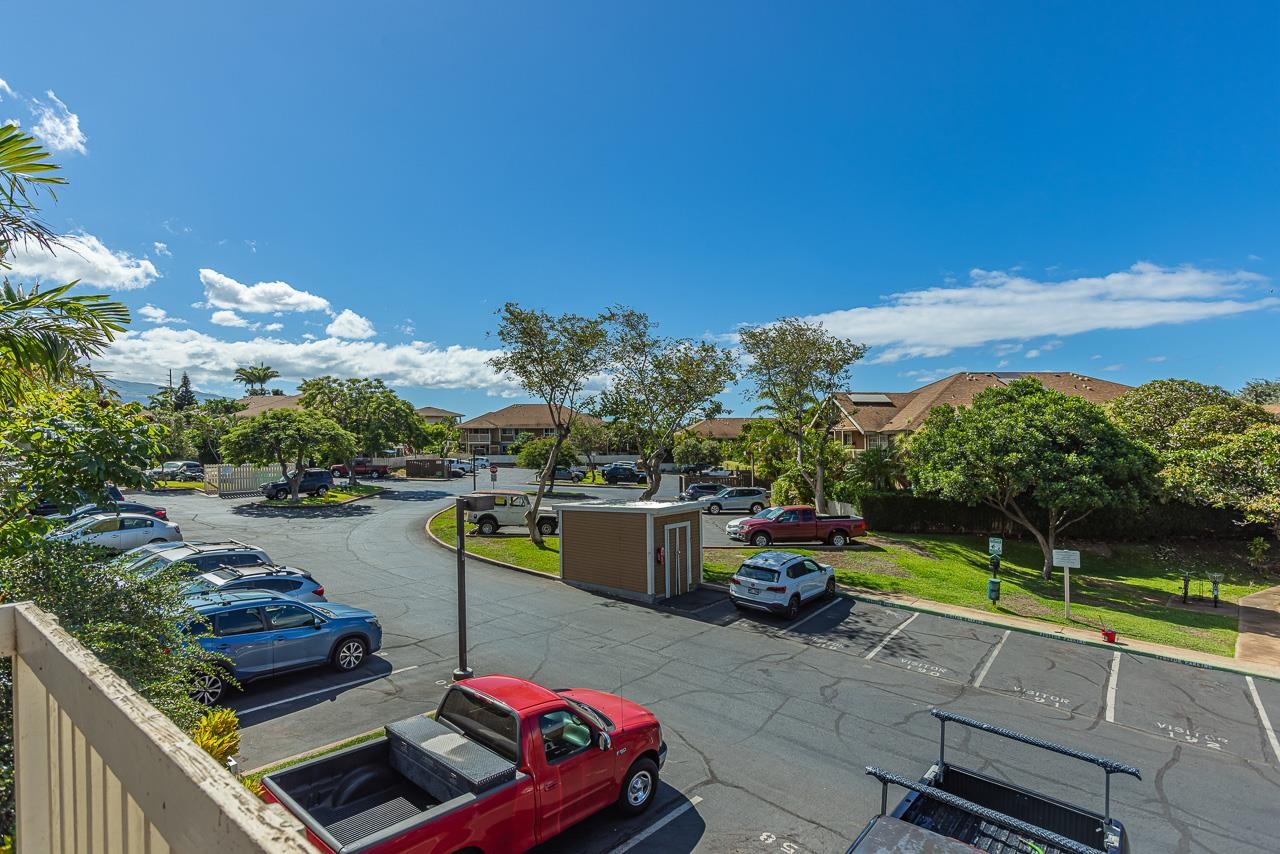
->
[597,732,612,751]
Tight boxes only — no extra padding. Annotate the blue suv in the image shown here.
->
[187,591,382,705]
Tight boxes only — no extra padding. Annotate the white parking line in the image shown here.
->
[606,795,704,854]
[1105,652,1121,723]
[238,665,421,717]
[1246,677,1280,765]
[972,630,1010,688]
[864,613,917,660]
[788,596,846,631]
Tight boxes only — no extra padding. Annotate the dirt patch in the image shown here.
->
[867,535,939,560]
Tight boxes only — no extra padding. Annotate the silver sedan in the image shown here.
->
[47,513,183,551]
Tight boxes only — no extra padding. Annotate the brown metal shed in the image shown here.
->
[557,500,703,603]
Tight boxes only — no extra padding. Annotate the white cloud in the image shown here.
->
[94,327,511,393]
[897,365,969,385]
[0,79,15,100]
[997,359,1010,368]
[263,322,283,332]
[210,310,253,328]
[302,333,317,341]
[137,304,186,325]
[326,309,376,339]
[992,343,1022,357]
[153,242,171,257]
[1090,354,1103,360]
[803,263,1277,363]
[29,90,86,154]
[396,319,416,336]
[1248,254,1262,261]
[5,231,159,290]
[1102,364,1125,372]
[1147,355,1167,363]
[1026,342,1061,359]
[199,268,331,314]
[245,240,257,254]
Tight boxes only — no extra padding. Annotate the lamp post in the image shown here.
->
[453,493,494,681]
[471,452,477,491]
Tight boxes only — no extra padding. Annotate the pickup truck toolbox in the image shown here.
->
[385,715,516,800]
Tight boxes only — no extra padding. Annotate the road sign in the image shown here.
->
[1052,549,1080,568]
[489,464,498,475]
[988,537,1003,556]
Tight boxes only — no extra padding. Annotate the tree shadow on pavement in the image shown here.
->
[231,502,375,520]
[378,489,451,502]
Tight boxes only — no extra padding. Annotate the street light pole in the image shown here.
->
[471,452,477,491]
[453,497,474,681]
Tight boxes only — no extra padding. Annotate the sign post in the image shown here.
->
[1052,549,1081,619]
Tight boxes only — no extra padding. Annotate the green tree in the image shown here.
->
[569,418,611,473]
[418,420,461,456]
[184,398,245,463]
[516,436,581,472]
[173,371,197,410]
[489,303,611,544]
[592,308,737,500]
[233,363,279,396]
[672,435,722,469]
[845,446,904,492]
[1106,379,1243,451]
[0,385,168,550]
[1164,424,1280,541]
[1239,379,1280,406]
[220,409,355,501]
[297,376,427,486]
[739,318,866,512]
[906,378,1159,580]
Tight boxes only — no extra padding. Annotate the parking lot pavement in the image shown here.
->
[1111,655,1275,761]
[974,630,1114,718]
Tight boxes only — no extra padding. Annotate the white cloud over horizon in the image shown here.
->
[803,262,1277,363]
[153,242,171,257]
[5,232,159,290]
[326,309,376,339]
[137,304,185,324]
[29,90,87,154]
[210,309,253,328]
[199,268,332,314]
[95,327,512,394]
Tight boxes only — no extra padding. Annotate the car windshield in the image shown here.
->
[737,565,780,583]
[438,688,519,762]
[62,516,102,532]
[181,577,218,595]
[559,694,613,730]
[69,503,98,516]
[754,507,784,520]
[133,553,183,578]
[712,488,731,498]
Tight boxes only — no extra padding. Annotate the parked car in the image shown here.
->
[680,482,724,500]
[52,501,168,524]
[677,464,704,474]
[731,505,866,547]
[550,466,584,482]
[330,458,392,479]
[259,468,335,500]
[123,540,273,578]
[146,460,204,482]
[466,489,559,535]
[447,458,475,474]
[729,551,835,618]
[182,564,326,602]
[695,486,769,515]
[262,675,666,853]
[602,464,647,485]
[187,591,382,705]
[700,467,733,478]
[47,513,183,551]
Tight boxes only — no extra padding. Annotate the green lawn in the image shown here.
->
[430,510,561,575]
[704,534,1273,657]
[150,480,203,490]
[262,484,382,506]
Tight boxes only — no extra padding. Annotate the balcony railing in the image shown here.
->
[0,602,312,853]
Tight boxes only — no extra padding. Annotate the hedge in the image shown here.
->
[857,491,1266,542]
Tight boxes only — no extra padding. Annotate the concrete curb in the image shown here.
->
[257,488,387,509]
[424,509,561,582]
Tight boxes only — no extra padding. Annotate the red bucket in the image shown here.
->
[1101,629,1117,643]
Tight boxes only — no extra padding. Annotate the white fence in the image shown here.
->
[205,464,283,498]
[1,602,311,853]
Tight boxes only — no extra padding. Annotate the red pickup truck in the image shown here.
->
[330,458,392,479]
[262,675,667,853]
[729,504,866,547]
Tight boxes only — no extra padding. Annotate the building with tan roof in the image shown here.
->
[459,404,602,455]
[831,372,1133,451]
[684,417,764,442]
[415,405,463,424]
[233,393,303,418]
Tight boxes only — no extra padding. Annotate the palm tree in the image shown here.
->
[233,363,280,396]
[0,127,130,405]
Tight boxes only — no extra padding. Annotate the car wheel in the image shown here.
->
[749,502,764,514]
[750,532,771,547]
[148,537,166,544]
[478,518,499,535]
[315,485,329,497]
[784,595,800,620]
[825,577,837,598]
[828,531,848,547]
[274,489,289,500]
[332,637,368,672]
[191,672,225,706]
[708,503,722,515]
[537,519,556,536]
[616,758,659,815]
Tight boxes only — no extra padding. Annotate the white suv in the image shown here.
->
[729,551,835,619]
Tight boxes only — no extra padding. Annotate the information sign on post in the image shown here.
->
[489,463,498,484]
[988,537,1003,556]
[1053,549,1082,618]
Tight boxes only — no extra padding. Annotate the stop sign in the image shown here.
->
[489,464,498,475]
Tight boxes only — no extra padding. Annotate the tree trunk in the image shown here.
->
[1043,513,1056,581]
[526,431,566,545]
[639,450,664,501]
[347,457,358,489]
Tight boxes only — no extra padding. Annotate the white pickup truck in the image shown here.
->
[465,489,558,536]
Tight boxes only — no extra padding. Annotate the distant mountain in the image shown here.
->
[104,379,224,406]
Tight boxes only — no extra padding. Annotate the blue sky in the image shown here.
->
[3,1,1277,416]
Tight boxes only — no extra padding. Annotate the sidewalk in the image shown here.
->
[1237,585,1280,670]
[840,583,1280,682]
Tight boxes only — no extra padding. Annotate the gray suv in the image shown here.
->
[125,541,273,579]
[260,469,335,500]
[697,487,769,515]
[183,564,326,602]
